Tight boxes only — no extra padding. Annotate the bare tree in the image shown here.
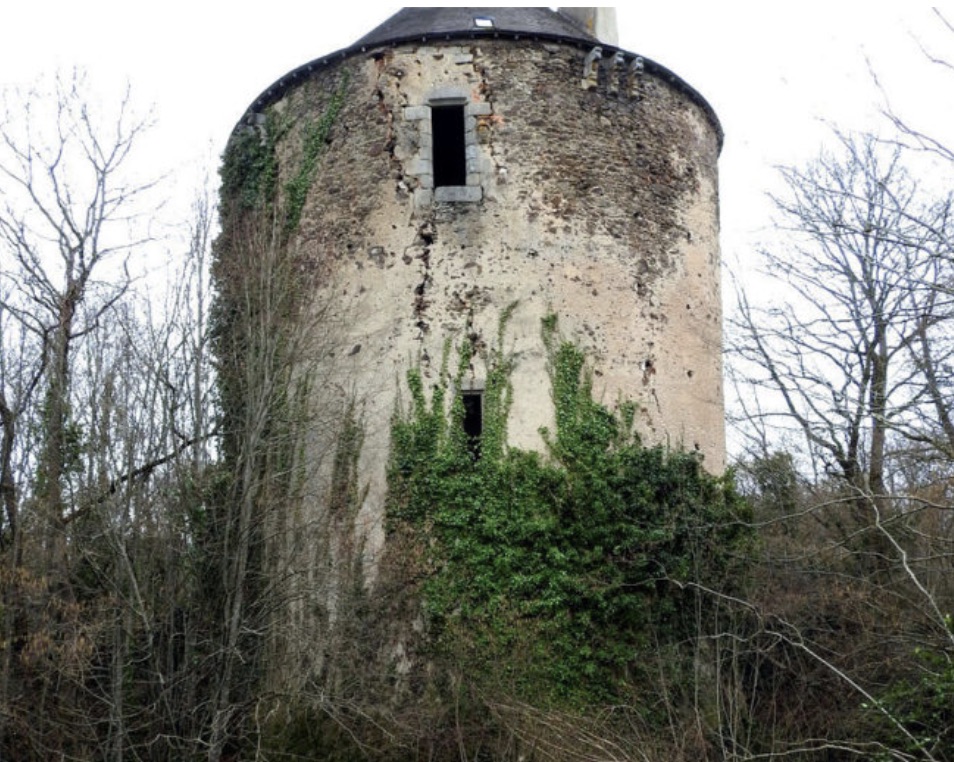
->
[0,72,227,760]
[733,132,954,508]
[0,70,156,569]
[726,128,954,760]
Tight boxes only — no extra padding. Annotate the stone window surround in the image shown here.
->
[403,86,492,208]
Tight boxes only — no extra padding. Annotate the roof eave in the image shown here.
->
[235,31,723,154]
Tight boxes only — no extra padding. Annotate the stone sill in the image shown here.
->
[435,186,483,203]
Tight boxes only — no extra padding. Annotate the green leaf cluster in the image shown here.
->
[282,73,349,236]
[219,114,281,213]
[387,315,752,705]
[218,71,348,236]
[873,626,954,759]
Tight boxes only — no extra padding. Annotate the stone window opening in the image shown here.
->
[432,103,467,188]
[404,86,490,209]
[473,16,495,29]
[461,389,483,459]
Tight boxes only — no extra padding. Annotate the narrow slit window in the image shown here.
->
[432,104,467,188]
[462,390,483,459]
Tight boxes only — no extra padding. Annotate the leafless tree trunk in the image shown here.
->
[207,208,305,761]
[733,133,953,530]
[728,127,954,759]
[0,72,224,759]
[0,71,154,572]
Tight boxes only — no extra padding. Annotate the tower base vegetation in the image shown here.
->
[248,316,752,760]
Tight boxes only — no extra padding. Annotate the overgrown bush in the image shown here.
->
[387,315,753,707]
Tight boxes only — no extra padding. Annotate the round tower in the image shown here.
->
[217,6,723,692]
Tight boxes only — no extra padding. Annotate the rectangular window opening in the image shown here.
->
[474,17,495,29]
[462,390,483,460]
[432,104,467,188]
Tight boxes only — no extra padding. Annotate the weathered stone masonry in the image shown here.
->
[222,8,724,689]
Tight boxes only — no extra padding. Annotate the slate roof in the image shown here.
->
[354,7,599,48]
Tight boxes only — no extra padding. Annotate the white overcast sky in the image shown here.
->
[2,3,952,272]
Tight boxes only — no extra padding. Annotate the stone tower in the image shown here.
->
[218,7,723,692]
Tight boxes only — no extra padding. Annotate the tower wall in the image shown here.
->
[221,34,723,687]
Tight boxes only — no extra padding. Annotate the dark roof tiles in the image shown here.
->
[354,7,599,48]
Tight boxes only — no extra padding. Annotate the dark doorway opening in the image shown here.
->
[432,104,467,188]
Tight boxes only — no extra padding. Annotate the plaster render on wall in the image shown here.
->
[219,10,724,690]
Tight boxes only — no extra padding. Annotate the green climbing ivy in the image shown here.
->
[214,70,351,463]
[219,111,282,214]
[283,73,349,236]
[867,616,954,760]
[218,71,349,236]
[387,313,753,706]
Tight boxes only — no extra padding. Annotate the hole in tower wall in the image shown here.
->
[432,104,467,188]
[462,390,483,459]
